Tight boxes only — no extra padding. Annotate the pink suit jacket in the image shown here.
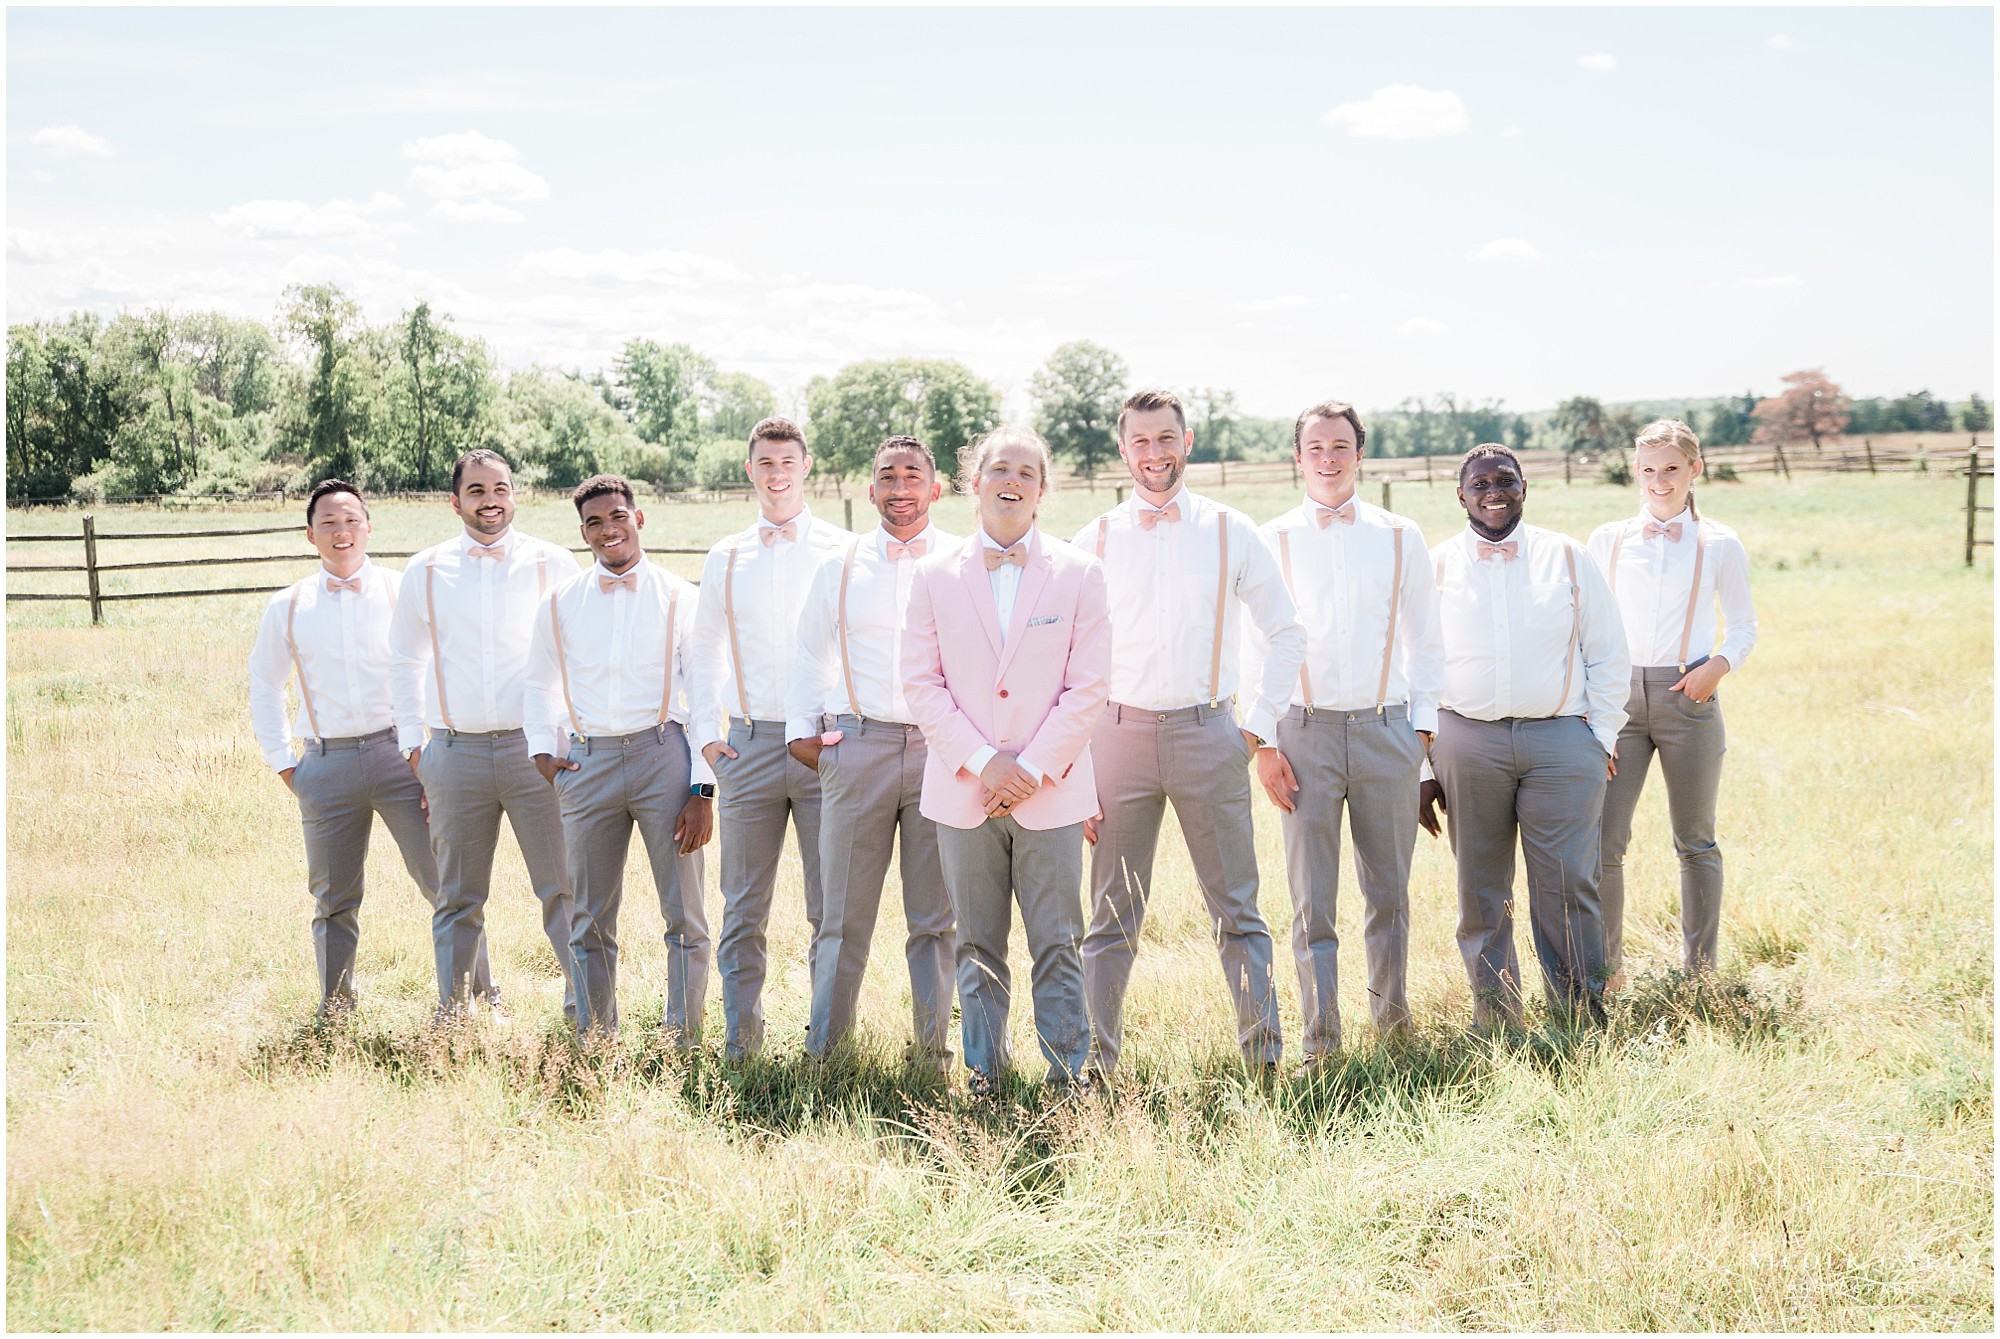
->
[902,527,1111,831]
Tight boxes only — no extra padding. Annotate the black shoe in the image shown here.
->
[967,1069,998,1098]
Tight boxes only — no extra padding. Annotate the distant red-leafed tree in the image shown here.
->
[1753,368,1851,452]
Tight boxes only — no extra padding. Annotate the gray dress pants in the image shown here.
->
[1082,700,1282,1072]
[1432,709,1608,1028]
[292,727,490,1012]
[420,728,578,1020]
[714,718,825,1059]
[1600,668,1728,973]
[806,716,957,1066]
[1275,705,1425,1057]
[936,816,1090,1086]
[554,723,705,1038]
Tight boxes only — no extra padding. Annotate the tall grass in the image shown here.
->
[6,473,1991,1328]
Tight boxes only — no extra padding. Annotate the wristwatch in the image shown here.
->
[689,784,716,799]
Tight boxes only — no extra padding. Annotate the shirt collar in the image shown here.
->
[876,522,935,552]
[1464,519,1524,548]
[588,558,650,584]
[461,526,514,550]
[1305,494,1359,523]
[1637,504,1694,530]
[978,526,1034,553]
[758,508,811,532]
[319,558,373,581]
[1130,485,1190,517]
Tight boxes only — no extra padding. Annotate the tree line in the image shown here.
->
[6,286,1990,503]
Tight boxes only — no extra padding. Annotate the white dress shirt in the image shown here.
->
[1246,496,1447,733]
[389,527,583,748]
[1586,505,1758,672]
[785,522,958,739]
[1431,521,1631,755]
[1074,487,1305,743]
[688,507,849,749]
[963,527,1048,783]
[248,560,412,772]
[523,557,713,785]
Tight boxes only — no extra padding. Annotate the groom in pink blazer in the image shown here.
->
[903,425,1111,1094]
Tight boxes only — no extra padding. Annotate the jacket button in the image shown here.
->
[999,689,1009,698]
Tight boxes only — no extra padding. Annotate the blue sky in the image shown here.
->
[7,6,1993,418]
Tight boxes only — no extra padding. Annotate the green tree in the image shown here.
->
[6,315,120,499]
[1185,387,1243,463]
[383,302,498,489]
[501,368,648,490]
[613,339,714,485]
[1553,395,1610,457]
[1964,393,1993,434]
[702,370,778,443]
[805,358,1001,485]
[279,283,367,481]
[1029,340,1127,480]
[1704,393,1757,447]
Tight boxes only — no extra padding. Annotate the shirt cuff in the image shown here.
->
[785,714,819,743]
[265,746,297,773]
[526,727,561,759]
[965,744,997,778]
[690,754,717,789]
[1240,703,1279,745]
[1411,703,1439,735]
[1016,753,1048,785]
[396,723,427,753]
[1592,723,1620,756]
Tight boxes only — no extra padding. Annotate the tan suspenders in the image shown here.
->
[722,545,751,724]
[1554,546,1581,718]
[1097,506,1227,708]
[285,585,323,740]
[836,538,862,718]
[1608,518,1707,672]
[1276,519,1407,716]
[424,546,548,734]
[549,573,680,742]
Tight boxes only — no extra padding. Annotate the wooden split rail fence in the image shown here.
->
[3,520,713,625]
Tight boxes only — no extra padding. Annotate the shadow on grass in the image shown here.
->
[245,963,1802,1190]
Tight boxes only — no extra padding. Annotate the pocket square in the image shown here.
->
[1027,614,1064,627]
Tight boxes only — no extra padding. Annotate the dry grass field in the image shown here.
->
[5,467,1992,1329]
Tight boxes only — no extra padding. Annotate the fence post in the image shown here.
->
[1114,485,1125,505]
[82,513,104,625]
[1960,447,1976,567]
[844,497,854,532]
[1424,453,1433,486]
[1290,458,1298,490]
[1564,453,1572,486]
[1381,480,1392,512]
[1865,438,1877,475]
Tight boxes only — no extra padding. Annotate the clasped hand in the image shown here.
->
[980,751,1039,818]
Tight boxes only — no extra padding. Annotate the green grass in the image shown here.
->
[6,471,1991,1328]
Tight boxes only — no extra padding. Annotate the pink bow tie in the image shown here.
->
[886,537,927,561]
[598,571,639,594]
[1314,502,1356,528]
[1477,540,1520,562]
[468,543,506,561]
[324,575,363,594]
[1137,501,1182,531]
[1643,520,1683,542]
[984,544,1027,571]
[760,521,798,546]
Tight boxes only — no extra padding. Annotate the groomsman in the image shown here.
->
[689,417,847,1059]
[1075,389,1307,1076]
[1418,444,1630,1028]
[785,437,959,1069]
[524,475,714,1037]
[249,479,491,1013]
[391,448,583,1020]
[1246,402,1444,1059]
[904,426,1111,1093]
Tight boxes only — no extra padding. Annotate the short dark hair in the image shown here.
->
[1117,388,1186,439]
[451,448,512,494]
[747,416,807,459]
[1458,442,1522,485]
[571,473,635,515]
[306,478,367,525]
[1293,401,1367,453]
[874,435,934,475]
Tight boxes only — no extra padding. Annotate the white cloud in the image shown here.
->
[403,131,550,201]
[1578,53,1617,71]
[210,192,408,242]
[1472,237,1544,263]
[1321,85,1469,140]
[1765,33,1792,50]
[516,247,750,286]
[430,199,525,224]
[1399,317,1450,338]
[7,227,70,264]
[1234,295,1311,313]
[1500,124,1522,139]
[1735,274,1804,289]
[31,124,113,158]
